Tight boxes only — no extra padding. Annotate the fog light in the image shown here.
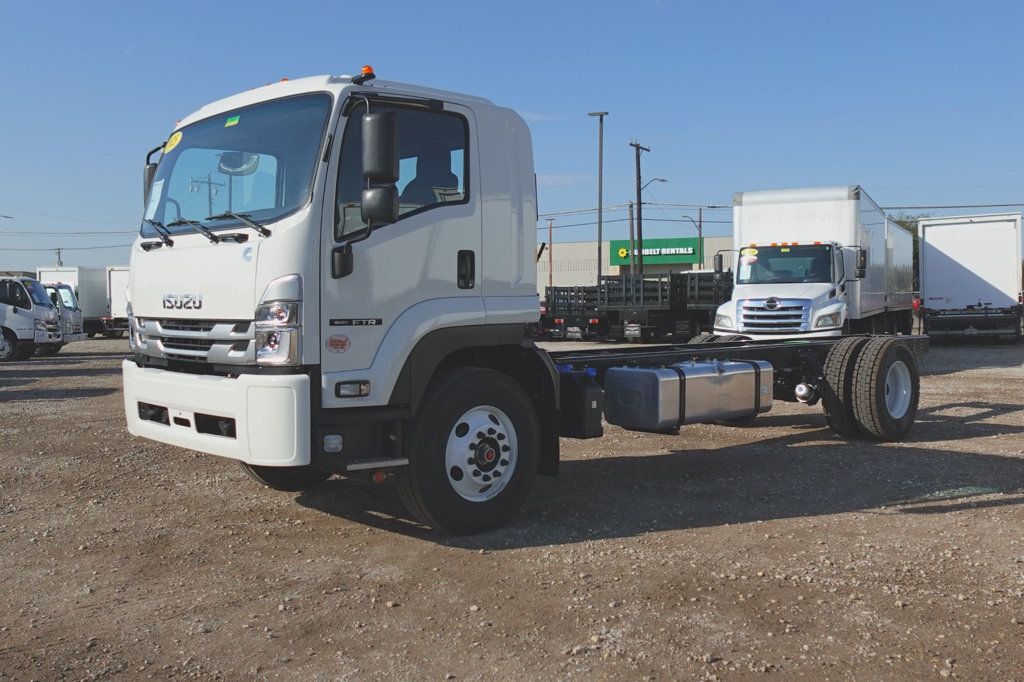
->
[335,381,370,398]
[323,434,343,453]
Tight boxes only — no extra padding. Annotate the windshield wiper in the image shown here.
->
[167,217,220,243]
[206,211,271,237]
[142,219,174,247]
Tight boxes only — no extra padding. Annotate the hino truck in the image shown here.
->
[0,275,61,361]
[37,265,129,338]
[918,213,1023,341]
[123,70,927,533]
[711,186,914,340]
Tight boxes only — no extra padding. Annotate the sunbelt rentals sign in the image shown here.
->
[609,237,701,265]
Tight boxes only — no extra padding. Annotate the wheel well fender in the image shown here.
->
[390,324,560,476]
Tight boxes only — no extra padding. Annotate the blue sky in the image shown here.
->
[2,0,1023,269]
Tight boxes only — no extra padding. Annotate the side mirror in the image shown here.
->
[856,249,867,279]
[713,253,724,274]
[143,163,157,206]
[362,110,398,184]
[361,186,399,227]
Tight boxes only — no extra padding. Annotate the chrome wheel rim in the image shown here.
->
[884,360,912,419]
[445,405,518,502]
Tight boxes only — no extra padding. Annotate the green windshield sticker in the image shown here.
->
[225,115,240,127]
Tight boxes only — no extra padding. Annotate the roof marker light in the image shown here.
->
[353,64,376,85]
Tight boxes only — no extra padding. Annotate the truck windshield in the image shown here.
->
[737,244,834,285]
[22,280,54,307]
[141,93,332,237]
[57,286,79,310]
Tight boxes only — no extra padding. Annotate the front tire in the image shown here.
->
[237,461,331,491]
[0,329,18,363]
[397,367,540,534]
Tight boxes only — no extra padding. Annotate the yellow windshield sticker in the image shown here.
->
[740,248,758,256]
[780,247,791,253]
[163,131,182,154]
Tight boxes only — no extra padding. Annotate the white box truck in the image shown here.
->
[121,71,927,533]
[712,186,914,339]
[37,265,129,338]
[0,275,61,361]
[918,213,1023,341]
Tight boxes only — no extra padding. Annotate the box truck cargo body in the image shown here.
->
[37,265,129,337]
[713,186,913,339]
[918,213,1023,341]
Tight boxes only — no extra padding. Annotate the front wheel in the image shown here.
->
[397,367,540,534]
[237,461,331,491]
[0,329,18,363]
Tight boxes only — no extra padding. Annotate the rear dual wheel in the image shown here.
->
[821,337,919,441]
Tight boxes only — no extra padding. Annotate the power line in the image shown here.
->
[882,203,1024,210]
[536,217,731,230]
[0,202,132,225]
[0,230,136,236]
[0,244,132,252]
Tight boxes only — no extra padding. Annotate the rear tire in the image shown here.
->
[689,333,718,344]
[397,367,540,534]
[851,338,920,441]
[0,329,18,363]
[714,334,747,342]
[237,461,331,491]
[821,337,870,438]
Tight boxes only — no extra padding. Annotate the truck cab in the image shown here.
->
[713,241,858,339]
[0,276,62,361]
[42,282,86,352]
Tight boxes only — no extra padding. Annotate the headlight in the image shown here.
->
[255,301,299,326]
[34,319,46,331]
[815,312,842,328]
[255,300,300,365]
[715,314,734,329]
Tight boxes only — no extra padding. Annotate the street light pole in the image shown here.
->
[628,140,650,277]
[588,111,608,286]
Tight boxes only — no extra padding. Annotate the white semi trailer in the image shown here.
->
[37,265,129,338]
[711,186,914,340]
[122,70,927,533]
[918,213,1023,341]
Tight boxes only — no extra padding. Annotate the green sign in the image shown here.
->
[610,237,701,265]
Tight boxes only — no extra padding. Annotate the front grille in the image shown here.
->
[737,299,810,333]
[135,318,255,364]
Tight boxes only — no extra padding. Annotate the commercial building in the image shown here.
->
[536,235,734,295]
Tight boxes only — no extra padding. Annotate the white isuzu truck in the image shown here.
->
[711,186,914,340]
[0,275,62,361]
[123,71,928,533]
[918,213,1023,341]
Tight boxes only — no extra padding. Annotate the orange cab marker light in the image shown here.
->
[362,65,374,75]
[280,77,289,82]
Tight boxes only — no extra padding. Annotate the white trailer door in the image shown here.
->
[107,267,131,317]
[921,216,1022,310]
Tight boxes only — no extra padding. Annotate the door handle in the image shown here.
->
[457,250,475,289]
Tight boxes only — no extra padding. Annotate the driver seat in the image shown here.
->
[400,146,458,207]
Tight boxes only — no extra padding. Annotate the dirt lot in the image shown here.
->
[1,339,1023,679]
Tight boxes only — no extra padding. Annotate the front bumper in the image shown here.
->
[34,329,61,343]
[713,327,843,341]
[122,360,310,466]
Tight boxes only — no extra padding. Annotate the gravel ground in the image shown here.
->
[1,339,1023,679]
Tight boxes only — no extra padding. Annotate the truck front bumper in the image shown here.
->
[34,329,62,343]
[122,360,310,466]
[714,328,843,341]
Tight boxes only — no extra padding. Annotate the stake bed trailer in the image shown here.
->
[123,70,929,534]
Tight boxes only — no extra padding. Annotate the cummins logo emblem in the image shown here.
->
[162,293,203,310]
[764,297,781,310]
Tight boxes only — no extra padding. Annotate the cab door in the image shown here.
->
[318,98,481,407]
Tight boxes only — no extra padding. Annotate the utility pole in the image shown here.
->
[547,219,554,290]
[588,111,608,286]
[697,207,703,270]
[189,172,225,217]
[629,140,650,278]
[627,201,636,304]
[55,248,63,266]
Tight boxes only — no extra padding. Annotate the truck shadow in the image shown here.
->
[0,387,118,401]
[296,400,1024,547]
[0,366,123,380]
[918,343,1023,376]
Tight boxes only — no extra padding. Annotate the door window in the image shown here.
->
[335,103,469,238]
[0,281,31,308]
